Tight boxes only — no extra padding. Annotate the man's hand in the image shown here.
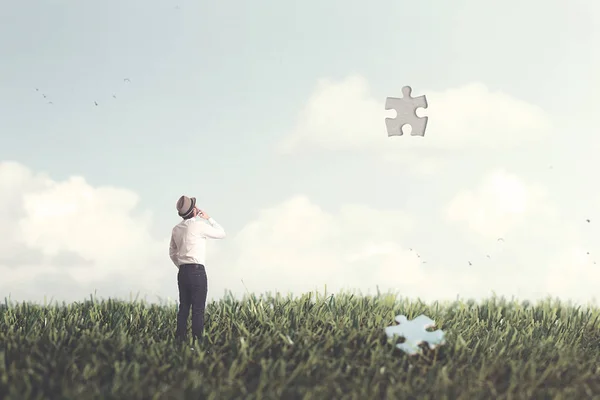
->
[198,209,210,220]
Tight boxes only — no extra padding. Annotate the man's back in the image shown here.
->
[169,216,225,267]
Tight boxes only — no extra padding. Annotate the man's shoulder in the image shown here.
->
[172,219,188,231]
[173,218,204,229]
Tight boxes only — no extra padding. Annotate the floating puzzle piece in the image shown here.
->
[384,314,445,355]
[385,86,428,137]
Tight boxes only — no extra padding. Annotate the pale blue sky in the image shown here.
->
[1,0,599,305]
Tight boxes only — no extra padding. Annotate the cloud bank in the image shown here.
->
[1,160,598,307]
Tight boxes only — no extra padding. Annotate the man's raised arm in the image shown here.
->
[197,211,226,239]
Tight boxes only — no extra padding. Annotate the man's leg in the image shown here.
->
[175,267,191,342]
[189,264,208,345]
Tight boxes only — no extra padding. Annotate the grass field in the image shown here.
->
[1,289,600,399]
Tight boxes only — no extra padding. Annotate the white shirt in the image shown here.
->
[169,216,226,268]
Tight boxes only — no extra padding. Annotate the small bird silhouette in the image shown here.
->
[468,261,472,266]
[124,78,131,83]
[497,238,504,242]
[94,101,98,106]
[112,94,117,99]
[586,219,591,223]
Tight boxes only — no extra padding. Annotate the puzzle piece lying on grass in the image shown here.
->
[384,314,445,355]
[385,86,428,137]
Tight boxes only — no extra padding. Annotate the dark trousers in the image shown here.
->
[175,263,208,344]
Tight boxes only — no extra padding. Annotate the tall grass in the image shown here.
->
[1,290,599,399]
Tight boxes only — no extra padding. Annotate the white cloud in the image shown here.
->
[211,193,596,305]
[278,76,382,153]
[439,167,600,305]
[0,161,173,303]
[445,169,557,239]
[277,75,553,158]
[213,195,460,301]
[544,246,600,303]
[2,161,598,307]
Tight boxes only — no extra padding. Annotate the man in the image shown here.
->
[169,195,226,346]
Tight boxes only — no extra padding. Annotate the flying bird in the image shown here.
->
[468,261,472,266]
[112,94,117,99]
[124,78,131,83]
[94,101,98,106]
[586,219,591,223]
[497,238,504,242]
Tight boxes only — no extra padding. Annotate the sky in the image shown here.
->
[1,0,599,307]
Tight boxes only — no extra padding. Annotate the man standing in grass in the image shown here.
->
[169,195,226,346]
